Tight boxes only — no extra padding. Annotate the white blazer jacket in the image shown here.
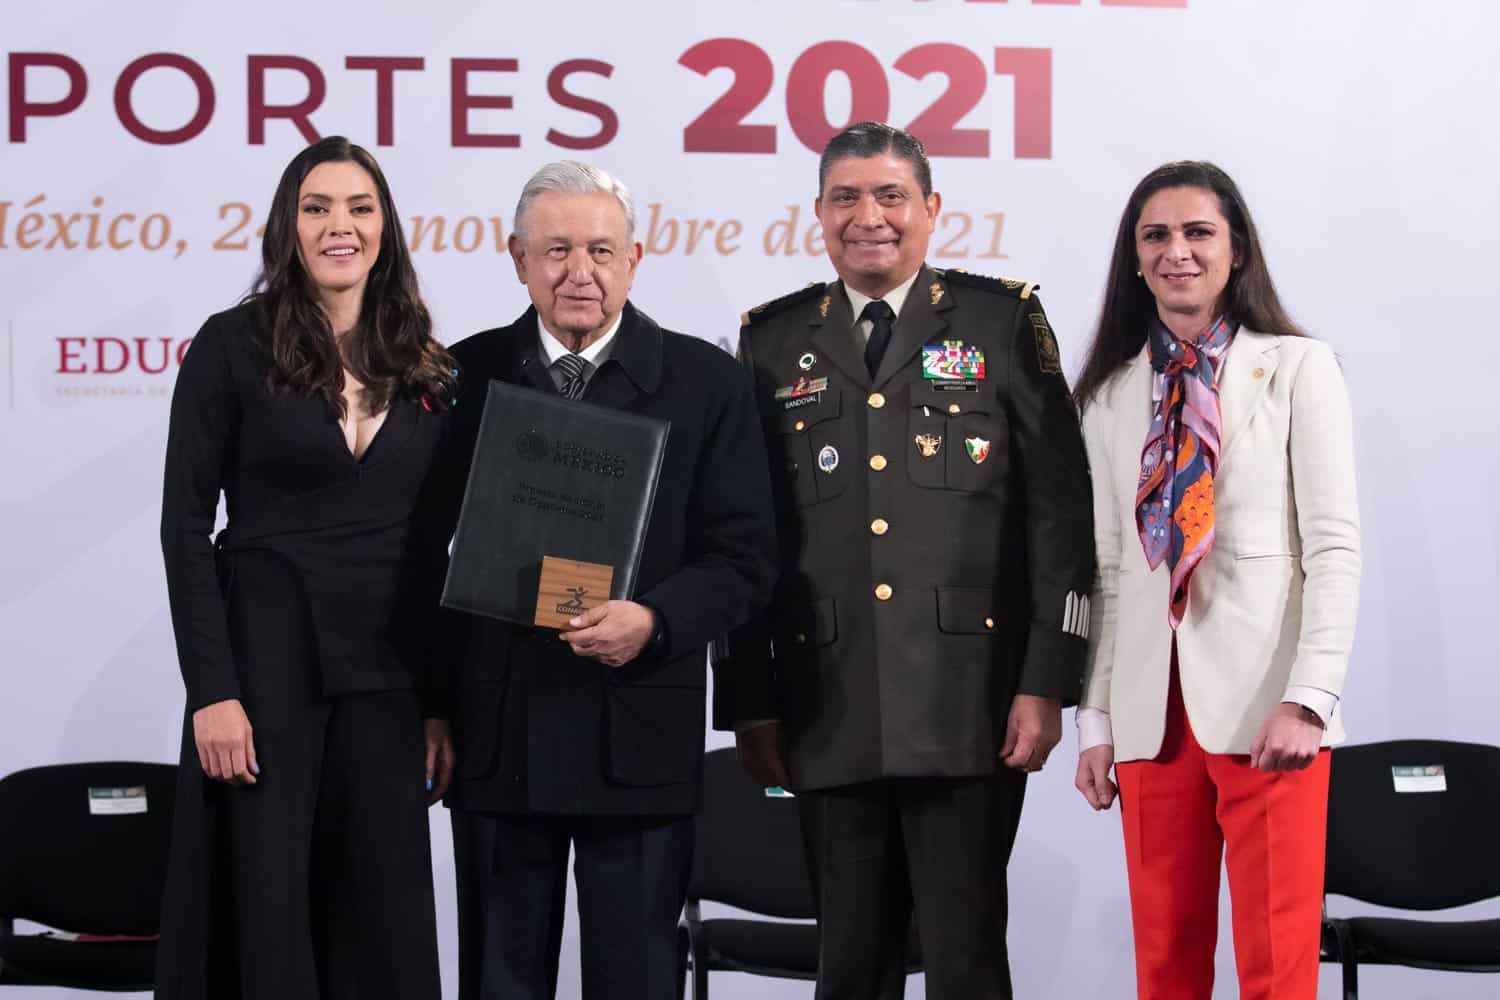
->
[1080,331,1361,761]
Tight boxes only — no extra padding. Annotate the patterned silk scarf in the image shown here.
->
[1135,316,1236,629]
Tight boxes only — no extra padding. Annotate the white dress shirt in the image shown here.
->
[536,312,622,391]
[844,269,921,345]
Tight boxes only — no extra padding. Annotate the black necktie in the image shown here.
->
[862,300,895,379]
[553,353,589,400]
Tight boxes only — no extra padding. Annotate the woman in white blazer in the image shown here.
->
[1072,161,1360,1000]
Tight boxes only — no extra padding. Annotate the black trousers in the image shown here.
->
[451,808,692,1000]
[798,771,1027,1000]
[209,685,441,1000]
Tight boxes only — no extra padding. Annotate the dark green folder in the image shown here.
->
[441,380,669,625]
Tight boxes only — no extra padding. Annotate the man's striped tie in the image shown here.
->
[553,352,589,400]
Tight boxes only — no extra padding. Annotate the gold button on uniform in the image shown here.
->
[984,617,995,630]
[870,518,889,536]
[1252,367,1266,379]
[869,454,888,471]
[794,419,806,431]
[874,583,893,601]
[868,392,886,409]
[947,403,961,415]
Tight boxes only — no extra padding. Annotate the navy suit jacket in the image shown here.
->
[435,302,777,815]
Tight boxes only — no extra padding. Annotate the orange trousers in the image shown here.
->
[1115,669,1330,1000]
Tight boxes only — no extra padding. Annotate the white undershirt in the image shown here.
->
[536,312,622,375]
[844,269,921,343]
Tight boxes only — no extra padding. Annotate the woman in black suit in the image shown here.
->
[155,136,456,999]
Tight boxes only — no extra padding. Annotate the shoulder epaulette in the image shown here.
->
[939,268,1038,301]
[741,282,827,327]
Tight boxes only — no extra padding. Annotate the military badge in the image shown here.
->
[818,294,831,318]
[921,341,986,381]
[965,437,991,464]
[817,444,840,473]
[798,351,816,371]
[914,433,942,458]
[930,281,945,306]
[774,375,829,401]
[1029,313,1062,375]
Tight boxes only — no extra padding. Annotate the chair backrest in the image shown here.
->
[0,762,177,935]
[1325,739,1500,910]
[689,747,816,919]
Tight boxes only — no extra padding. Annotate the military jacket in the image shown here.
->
[716,265,1096,790]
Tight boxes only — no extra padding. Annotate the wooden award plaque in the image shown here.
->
[534,556,615,629]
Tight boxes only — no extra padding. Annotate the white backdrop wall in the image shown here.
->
[3,2,1498,997]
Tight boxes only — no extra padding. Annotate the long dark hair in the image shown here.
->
[1073,161,1306,407]
[249,135,455,416]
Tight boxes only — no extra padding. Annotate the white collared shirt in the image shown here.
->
[536,312,623,390]
[844,269,922,343]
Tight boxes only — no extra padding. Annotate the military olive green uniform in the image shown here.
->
[714,264,1095,999]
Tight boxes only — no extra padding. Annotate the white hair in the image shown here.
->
[513,160,636,239]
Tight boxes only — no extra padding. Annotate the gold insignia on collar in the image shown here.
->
[930,282,944,306]
[818,294,831,318]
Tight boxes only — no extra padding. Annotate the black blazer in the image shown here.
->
[716,266,1096,790]
[160,302,450,711]
[436,303,777,815]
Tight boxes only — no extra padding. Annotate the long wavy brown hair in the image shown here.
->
[249,135,455,416]
[1073,160,1306,408]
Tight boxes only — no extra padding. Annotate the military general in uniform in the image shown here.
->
[714,122,1096,998]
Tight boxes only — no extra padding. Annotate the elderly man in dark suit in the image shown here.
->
[437,161,777,1000]
[715,123,1096,999]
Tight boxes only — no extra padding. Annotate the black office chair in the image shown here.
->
[678,747,920,999]
[0,761,177,991]
[1321,739,1500,999]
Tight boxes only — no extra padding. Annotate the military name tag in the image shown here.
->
[774,375,829,401]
